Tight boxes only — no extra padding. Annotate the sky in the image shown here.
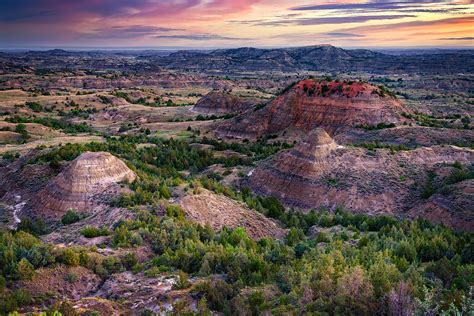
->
[0,0,473,49]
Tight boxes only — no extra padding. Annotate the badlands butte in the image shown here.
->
[0,46,473,314]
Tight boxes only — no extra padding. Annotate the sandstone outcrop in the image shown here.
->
[29,152,136,221]
[193,91,256,115]
[248,128,473,230]
[217,79,409,138]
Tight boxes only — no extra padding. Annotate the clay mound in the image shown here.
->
[290,128,338,161]
[193,91,256,115]
[179,189,286,240]
[31,152,136,219]
[216,79,409,139]
[249,130,474,230]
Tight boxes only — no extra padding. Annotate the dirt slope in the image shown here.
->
[179,189,286,239]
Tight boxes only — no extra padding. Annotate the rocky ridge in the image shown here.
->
[217,79,409,139]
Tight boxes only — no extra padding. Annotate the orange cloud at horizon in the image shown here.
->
[0,0,472,48]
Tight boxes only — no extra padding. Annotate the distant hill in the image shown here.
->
[0,44,472,74]
[153,45,474,74]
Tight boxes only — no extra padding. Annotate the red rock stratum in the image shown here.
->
[217,79,409,138]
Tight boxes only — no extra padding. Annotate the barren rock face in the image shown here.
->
[193,91,256,115]
[249,129,474,230]
[288,128,338,161]
[217,79,409,139]
[31,152,136,219]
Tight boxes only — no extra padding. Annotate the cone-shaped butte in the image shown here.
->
[32,152,136,220]
[265,128,340,178]
[248,128,473,230]
[289,128,338,161]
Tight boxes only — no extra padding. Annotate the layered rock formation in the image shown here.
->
[193,91,256,115]
[29,152,136,221]
[217,79,409,138]
[249,128,474,230]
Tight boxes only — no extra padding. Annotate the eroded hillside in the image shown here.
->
[0,48,473,315]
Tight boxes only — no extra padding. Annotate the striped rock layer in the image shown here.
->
[32,152,136,219]
[249,128,474,231]
[217,79,409,139]
[193,91,256,115]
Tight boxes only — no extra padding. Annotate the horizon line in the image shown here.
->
[1,44,473,52]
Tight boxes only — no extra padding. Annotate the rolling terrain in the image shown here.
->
[0,45,473,315]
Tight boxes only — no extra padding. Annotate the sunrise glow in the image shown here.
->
[1,0,473,48]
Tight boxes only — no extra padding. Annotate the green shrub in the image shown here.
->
[102,257,124,275]
[61,249,80,266]
[121,252,138,270]
[64,272,78,283]
[16,258,35,280]
[80,226,110,238]
[445,166,472,185]
[61,209,82,225]
[144,266,162,278]
[16,218,46,236]
[26,101,45,112]
[315,232,330,243]
[15,124,29,140]
[166,205,186,220]
[173,270,191,290]
[0,289,31,314]
[394,241,417,262]
[112,225,133,247]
